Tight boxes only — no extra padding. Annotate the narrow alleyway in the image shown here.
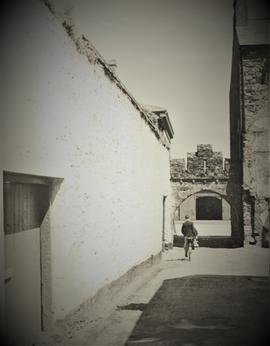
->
[52,245,269,345]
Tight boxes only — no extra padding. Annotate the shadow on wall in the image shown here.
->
[3,171,63,343]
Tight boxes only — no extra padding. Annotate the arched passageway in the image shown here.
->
[174,190,232,237]
[176,190,231,221]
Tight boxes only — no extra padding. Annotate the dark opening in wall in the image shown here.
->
[4,181,50,234]
[196,196,222,220]
[3,171,63,336]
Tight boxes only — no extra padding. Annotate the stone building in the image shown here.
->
[229,0,269,247]
[171,144,231,224]
[0,0,174,343]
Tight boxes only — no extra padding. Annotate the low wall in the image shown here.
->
[173,235,236,248]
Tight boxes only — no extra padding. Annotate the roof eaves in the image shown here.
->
[63,33,162,142]
[42,1,164,145]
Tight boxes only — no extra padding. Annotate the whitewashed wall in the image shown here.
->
[1,0,172,320]
[179,195,196,220]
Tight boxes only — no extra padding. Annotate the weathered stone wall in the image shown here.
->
[186,145,226,176]
[241,46,269,244]
[229,0,269,247]
[171,180,228,206]
[170,145,231,229]
[224,158,231,174]
[170,159,185,179]
[171,145,229,179]
[187,153,204,175]
[228,27,244,246]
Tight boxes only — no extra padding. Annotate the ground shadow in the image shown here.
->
[125,275,269,346]
[166,258,189,262]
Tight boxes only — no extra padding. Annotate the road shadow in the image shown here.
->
[166,258,189,262]
[126,275,269,346]
[117,303,147,311]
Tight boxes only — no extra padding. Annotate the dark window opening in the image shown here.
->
[3,172,51,234]
[196,196,222,220]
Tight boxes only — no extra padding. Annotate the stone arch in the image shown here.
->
[174,189,232,222]
[180,189,231,206]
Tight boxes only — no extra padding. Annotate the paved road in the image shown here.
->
[56,246,269,345]
[126,275,269,346]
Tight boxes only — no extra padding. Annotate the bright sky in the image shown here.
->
[54,0,234,159]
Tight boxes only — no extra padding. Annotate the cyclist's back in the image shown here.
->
[181,218,197,238]
[181,215,198,258]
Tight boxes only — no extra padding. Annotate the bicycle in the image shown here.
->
[185,237,195,261]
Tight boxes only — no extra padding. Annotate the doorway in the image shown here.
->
[3,172,52,343]
[196,196,222,220]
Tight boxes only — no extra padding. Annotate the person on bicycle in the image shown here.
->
[181,215,198,257]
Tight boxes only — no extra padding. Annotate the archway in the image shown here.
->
[174,189,232,237]
[176,190,231,221]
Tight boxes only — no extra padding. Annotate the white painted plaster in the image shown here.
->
[1,0,172,320]
[5,229,41,342]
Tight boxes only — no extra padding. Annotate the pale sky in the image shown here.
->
[54,0,234,159]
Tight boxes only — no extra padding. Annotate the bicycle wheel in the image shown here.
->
[188,243,192,261]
